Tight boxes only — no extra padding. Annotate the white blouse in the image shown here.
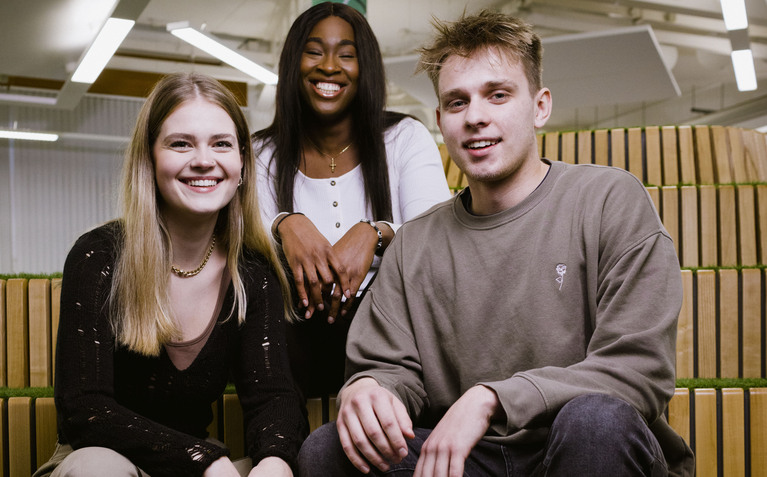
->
[255,117,451,292]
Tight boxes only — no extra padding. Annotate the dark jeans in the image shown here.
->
[298,394,668,476]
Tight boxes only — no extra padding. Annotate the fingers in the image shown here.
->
[337,412,377,474]
[413,438,466,477]
[326,284,349,324]
[337,380,413,473]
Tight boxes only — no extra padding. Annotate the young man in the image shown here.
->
[299,10,695,477]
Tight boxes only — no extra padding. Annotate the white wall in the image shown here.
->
[0,94,141,274]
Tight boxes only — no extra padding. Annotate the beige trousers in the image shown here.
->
[34,441,253,477]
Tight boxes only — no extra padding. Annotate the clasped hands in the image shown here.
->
[337,378,501,477]
[276,214,381,322]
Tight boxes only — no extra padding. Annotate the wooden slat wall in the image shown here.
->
[7,279,29,388]
[665,388,767,477]
[35,398,57,469]
[1,280,5,387]
[719,270,739,378]
[752,388,767,476]
[28,279,51,387]
[722,389,746,477]
[677,271,694,378]
[8,397,33,477]
[694,126,716,184]
[696,270,716,378]
[695,389,717,477]
[533,125,765,186]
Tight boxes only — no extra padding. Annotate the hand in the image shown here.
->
[203,456,240,477]
[413,385,501,477]
[248,456,292,477]
[336,377,415,474]
[329,222,382,321]
[277,214,351,319]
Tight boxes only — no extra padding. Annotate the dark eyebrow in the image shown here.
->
[305,37,357,48]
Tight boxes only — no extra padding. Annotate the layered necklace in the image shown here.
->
[307,137,352,173]
[171,234,216,278]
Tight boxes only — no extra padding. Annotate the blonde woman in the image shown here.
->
[34,73,306,477]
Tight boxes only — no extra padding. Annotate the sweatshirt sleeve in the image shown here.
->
[481,172,682,436]
[54,226,228,477]
[342,232,429,417]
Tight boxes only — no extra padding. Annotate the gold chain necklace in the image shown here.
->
[307,138,352,173]
[171,235,216,278]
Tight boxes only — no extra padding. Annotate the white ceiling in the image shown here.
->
[2,0,767,132]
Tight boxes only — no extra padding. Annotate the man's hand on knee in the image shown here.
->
[414,385,501,477]
[336,377,415,474]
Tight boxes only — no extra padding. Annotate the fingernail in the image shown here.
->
[302,299,308,307]
[399,447,408,457]
[327,316,335,324]
[304,310,312,319]
[360,465,369,474]
[317,303,324,311]
[341,309,347,316]
[345,289,351,298]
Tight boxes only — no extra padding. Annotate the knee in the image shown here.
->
[553,394,645,444]
[52,447,140,477]
[298,422,347,475]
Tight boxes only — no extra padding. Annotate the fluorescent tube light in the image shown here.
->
[71,17,135,84]
[0,130,59,142]
[731,49,757,91]
[168,23,278,85]
[720,0,748,30]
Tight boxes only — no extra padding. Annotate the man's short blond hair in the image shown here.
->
[416,10,543,97]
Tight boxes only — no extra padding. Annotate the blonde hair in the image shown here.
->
[111,73,293,356]
[416,10,543,97]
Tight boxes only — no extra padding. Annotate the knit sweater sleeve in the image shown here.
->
[54,224,228,477]
[233,254,308,469]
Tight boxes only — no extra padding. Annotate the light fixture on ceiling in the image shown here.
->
[167,22,278,85]
[71,17,136,84]
[731,49,758,91]
[0,130,59,142]
[719,0,757,92]
[720,0,749,30]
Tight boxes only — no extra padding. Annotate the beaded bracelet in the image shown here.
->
[360,219,383,251]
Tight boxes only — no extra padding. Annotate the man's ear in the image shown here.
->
[533,87,552,129]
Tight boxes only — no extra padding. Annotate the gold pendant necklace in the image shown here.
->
[307,138,352,173]
[171,235,216,278]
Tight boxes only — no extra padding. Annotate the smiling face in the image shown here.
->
[153,97,243,223]
[299,15,359,122]
[436,47,551,195]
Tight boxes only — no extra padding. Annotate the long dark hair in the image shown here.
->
[253,2,407,221]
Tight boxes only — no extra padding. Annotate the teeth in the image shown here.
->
[187,179,217,187]
[316,82,340,94]
[467,140,497,149]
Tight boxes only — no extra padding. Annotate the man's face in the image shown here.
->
[436,47,551,190]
